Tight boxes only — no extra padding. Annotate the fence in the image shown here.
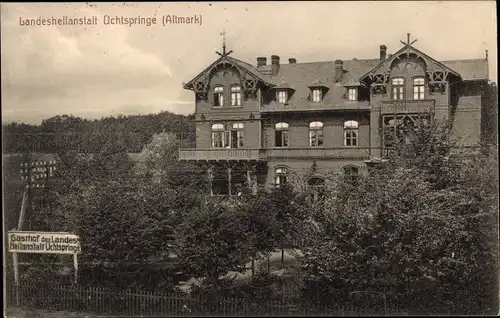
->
[7,283,348,317]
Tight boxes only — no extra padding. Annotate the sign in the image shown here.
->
[8,231,81,254]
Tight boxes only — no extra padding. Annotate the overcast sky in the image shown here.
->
[1,1,497,125]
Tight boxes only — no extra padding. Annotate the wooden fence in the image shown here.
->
[7,283,347,317]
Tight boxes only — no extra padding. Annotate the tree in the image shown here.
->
[175,197,256,290]
[299,119,498,314]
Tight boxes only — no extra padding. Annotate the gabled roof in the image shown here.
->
[260,59,380,108]
[308,79,329,88]
[273,82,295,90]
[183,55,275,90]
[359,44,462,81]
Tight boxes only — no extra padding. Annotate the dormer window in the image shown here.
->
[347,87,358,101]
[308,80,329,103]
[312,89,322,103]
[230,85,242,106]
[277,90,288,104]
[213,86,224,107]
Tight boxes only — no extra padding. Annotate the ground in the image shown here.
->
[5,308,93,318]
[178,249,302,291]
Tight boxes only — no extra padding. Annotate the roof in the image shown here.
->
[441,59,489,81]
[263,59,381,108]
[308,79,330,88]
[183,54,276,90]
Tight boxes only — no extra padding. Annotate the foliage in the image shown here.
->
[2,112,195,153]
[298,119,498,314]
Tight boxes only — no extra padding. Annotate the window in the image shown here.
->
[312,89,322,102]
[213,86,224,107]
[344,120,359,146]
[275,122,289,147]
[392,78,405,100]
[343,166,359,183]
[275,167,289,185]
[309,121,324,147]
[211,123,244,148]
[230,123,244,148]
[277,90,288,104]
[230,85,242,106]
[211,123,226,148]
[347,88,357,101]
[308,176,326,201]
[383,114,430,147]
[413,77,425,100]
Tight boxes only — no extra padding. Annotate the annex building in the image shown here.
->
[179,34,490,195]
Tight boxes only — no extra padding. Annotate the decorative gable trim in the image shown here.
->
[359,44,461,82]
[183,56,275,93]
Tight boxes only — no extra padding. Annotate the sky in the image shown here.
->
[1,1,497,125]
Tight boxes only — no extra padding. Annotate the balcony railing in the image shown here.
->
[380,99,435,114]
[261,101,371,113]
[179,148,262,161]
[262,147,371,159]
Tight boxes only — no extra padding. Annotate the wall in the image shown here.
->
[451,94,482,146]
[193,67,262,149]
[265,159,366,186]
[262,112,370,149]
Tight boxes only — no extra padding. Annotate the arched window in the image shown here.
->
[211,123,226,148]
[230,85,242,106]
[344,120,359,146]
[275,167,289,185]
[213,86,224,107]
[309,121,324,147]
[413,77,425,100]
[391,78,405,100]
[275,122,289,147]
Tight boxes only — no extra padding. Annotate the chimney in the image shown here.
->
[271,55,280,76]
[257,57,267,67]
[380,45,387,61]
[334,60,343,83]
[289,58,297,64]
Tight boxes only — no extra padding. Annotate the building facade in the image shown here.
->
[179,36,490,195]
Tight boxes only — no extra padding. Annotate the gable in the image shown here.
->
[359,44,461,83]
[183,55,275,93]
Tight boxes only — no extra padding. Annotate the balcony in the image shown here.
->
[179,148,263,161]
[261,101,371,113]
[262,147,371,160]
[380,99,435,114]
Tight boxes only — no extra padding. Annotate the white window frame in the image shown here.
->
[211,123,245,148]
[413,77,425,100]
[275,167,289,185]
[211,123,226,148]
[277,90,288,104]
[344,120,359,146]
[391,78,405,101]
[309,121,324,147]
[275,122,289,147]
[347,88,357,101]
[312,89,322,102]
[213,86,224,107]
[230,85,242,106]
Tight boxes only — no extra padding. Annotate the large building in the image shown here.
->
[179,34,490,195]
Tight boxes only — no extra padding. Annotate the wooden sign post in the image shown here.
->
[8,231,81,305]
